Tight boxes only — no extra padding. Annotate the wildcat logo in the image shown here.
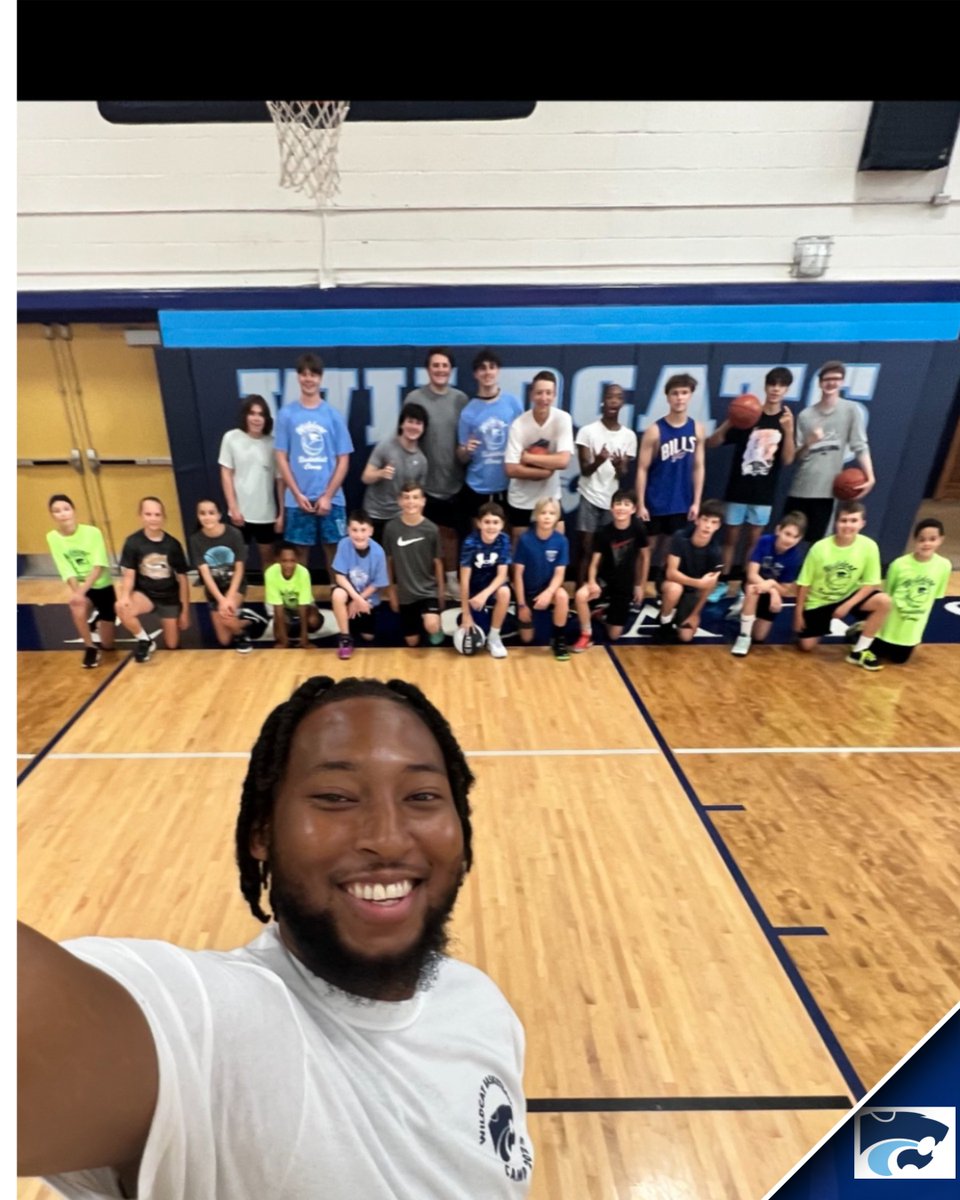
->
[855,1108,955,1179]
[823,559,857,595]
[478,1074,532,1184]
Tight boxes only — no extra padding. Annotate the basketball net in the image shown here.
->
[266,101,350,203]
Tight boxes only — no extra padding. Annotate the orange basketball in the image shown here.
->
[526,444,550,455]
[727,393,762,430]
[833,466,867,500]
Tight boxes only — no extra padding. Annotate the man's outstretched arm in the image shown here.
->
[18,921,158,1179]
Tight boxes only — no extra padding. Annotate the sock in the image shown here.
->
[136,631,150,642]
[660,609,675,624]
[490,625,501,638]
[739,614,756,638]
[854,635,874,654]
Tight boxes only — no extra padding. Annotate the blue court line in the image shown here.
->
[774,927,830,937]
[17,656,131,787]
[604,645,865,1101]
[703,803,746,811]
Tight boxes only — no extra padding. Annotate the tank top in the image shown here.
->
[647,416,697,516]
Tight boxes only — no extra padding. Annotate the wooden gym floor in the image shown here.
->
[17,641,960,1199]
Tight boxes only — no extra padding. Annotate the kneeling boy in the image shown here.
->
[863,518,951,665]
[658,500,724,643]
[330,510,390,660]
[265,543,320,648]
[513,497,571,660]
[573,489,649,651]
[459,501,512,659]
[793,500,891,669]
[383,483,445,647]
[731,511,807,656]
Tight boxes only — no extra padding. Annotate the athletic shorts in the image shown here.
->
[399,598,440,638]
[136,595,181,621]
[348,610,377,639]
[675,588,702,628]
[467,582,511,611]
[872,637,914,664]
[724,502,772,528]
[284,505,347,546]
[597,581,633,629]
[505,502,534,530]
[88,584,117,623]
[424,491,467,535]
[235,519,277,546]
[798,592,877,640]
[577,498,613,533]
[205,591,247,611]
[784,496,835,546]
[462,487,509,523]
[646,512,688,537]
[755,591,778,622]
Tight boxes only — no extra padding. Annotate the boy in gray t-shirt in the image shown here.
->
[784,360,875,544]
[383,483,446,647]
[361,402,429,540]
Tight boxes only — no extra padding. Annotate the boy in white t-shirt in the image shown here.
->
[575,383,638,583]
[503,370,574,542]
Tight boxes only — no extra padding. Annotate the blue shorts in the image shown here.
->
[284,505,347,546]
[724,502,772,528]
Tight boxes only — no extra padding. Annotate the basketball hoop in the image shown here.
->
[266,101,350,203]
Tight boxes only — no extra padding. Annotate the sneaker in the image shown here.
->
[844,620,865,644]
[81,646,101,669]
[428,630,445,646]
[338,635,354,661]
[237,607,269,640]
[731,633,751,658]
[589,601,609,620]
[571,632,593,653]
[846,648,883,671]
[707,582,728,605]
[134,638,155,664]
[234,635,253,654]
[727,594,744,619]
[653,622,679,645]
[487,631,508,659]
[552,636,571,661]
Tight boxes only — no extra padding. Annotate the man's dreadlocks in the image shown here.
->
[236,676,475,922]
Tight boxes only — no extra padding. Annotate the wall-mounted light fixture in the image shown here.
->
[791,236,833,279]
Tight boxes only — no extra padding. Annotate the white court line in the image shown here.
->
[674,746,960,755]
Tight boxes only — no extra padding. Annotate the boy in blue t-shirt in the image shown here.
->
[731,511,807,657]
[513,497,571,660]
[459,501,512,659]
[457,349,523,520]
[330,511,390,660]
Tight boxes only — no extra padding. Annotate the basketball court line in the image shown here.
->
[774,928,829,937]
[674,745,960,755]
[604,645,866,1101]
[526,1094,851,1113]
[17,656,131,786]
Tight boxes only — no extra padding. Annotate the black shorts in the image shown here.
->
[675,588,702,627]
[505,502,534,530]
[88,584,117,622]
[755,591,775,622]
[235,520,277,546]
[646,512,688,537]
[783,497,835,546]
[462,487,510,524]
[399,598,440,638]
[872,637,914,664]
[798,592,877,640]
[424,490,468,535]
[597,582,633,628]
[205,591,248,611]
[349,610,377,639]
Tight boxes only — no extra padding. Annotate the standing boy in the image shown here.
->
[458,502,513,659]
[731,512,807,657]
[636,373,706,580]
[785,361,875,545]
[793,501,891,669]
[657,500,725,644]
[361,401,430,545]
[575,383,638,584]
[572,489,650,651]
[405,348,469,597]
[504,370,574,539]
[858,518,951,665]
[457,349,523,522]
[330,511,391,660]
[383,482,446,647]
[264,543,321,648]
[706,367,796,607]
[275,352,354,575]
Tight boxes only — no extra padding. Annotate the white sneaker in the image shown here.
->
[727,593,744,619]
[487,631,508,659]
[731,633,751,657]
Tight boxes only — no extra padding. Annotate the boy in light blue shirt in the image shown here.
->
[330,511,390,660]
[457,349,523,522]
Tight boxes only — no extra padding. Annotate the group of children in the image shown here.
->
[45,482,950,673]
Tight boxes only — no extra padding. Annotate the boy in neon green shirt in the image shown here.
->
[264,544,320,648]
[794,500,892,670]
[46,493,116,668]
[856,518,951,665]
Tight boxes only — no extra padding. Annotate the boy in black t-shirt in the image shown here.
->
[657,500,724,643]
[705,367,796,607]
[572,489,649,652]
[117,496,191,662]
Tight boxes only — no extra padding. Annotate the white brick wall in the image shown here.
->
[17,101,960,290]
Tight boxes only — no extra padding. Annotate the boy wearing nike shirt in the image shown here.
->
[794,500,891,669]
[383,483,446,647]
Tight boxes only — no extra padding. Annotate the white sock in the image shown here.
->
[136,631,150,642]
[739,614,756,638]
[490,626,501,638]
[660,609,675,624]
[854,635,874,653]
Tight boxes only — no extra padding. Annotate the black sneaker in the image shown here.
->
[552,636,571,661]
[653,622,679,645]
[82,646,101,669]
[234,635,253,654]
[134,638,155,664]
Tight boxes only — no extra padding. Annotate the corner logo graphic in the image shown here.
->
[478,1074,532,1184]
[855,1107,955,1179]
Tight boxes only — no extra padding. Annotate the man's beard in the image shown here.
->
[268,868,464,1002]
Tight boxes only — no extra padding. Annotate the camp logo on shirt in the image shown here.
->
[478,1074,532,1184]
[822,558,858,598]
[296,420,331,469]
[140,553,172,581]
[894,571,939,613]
